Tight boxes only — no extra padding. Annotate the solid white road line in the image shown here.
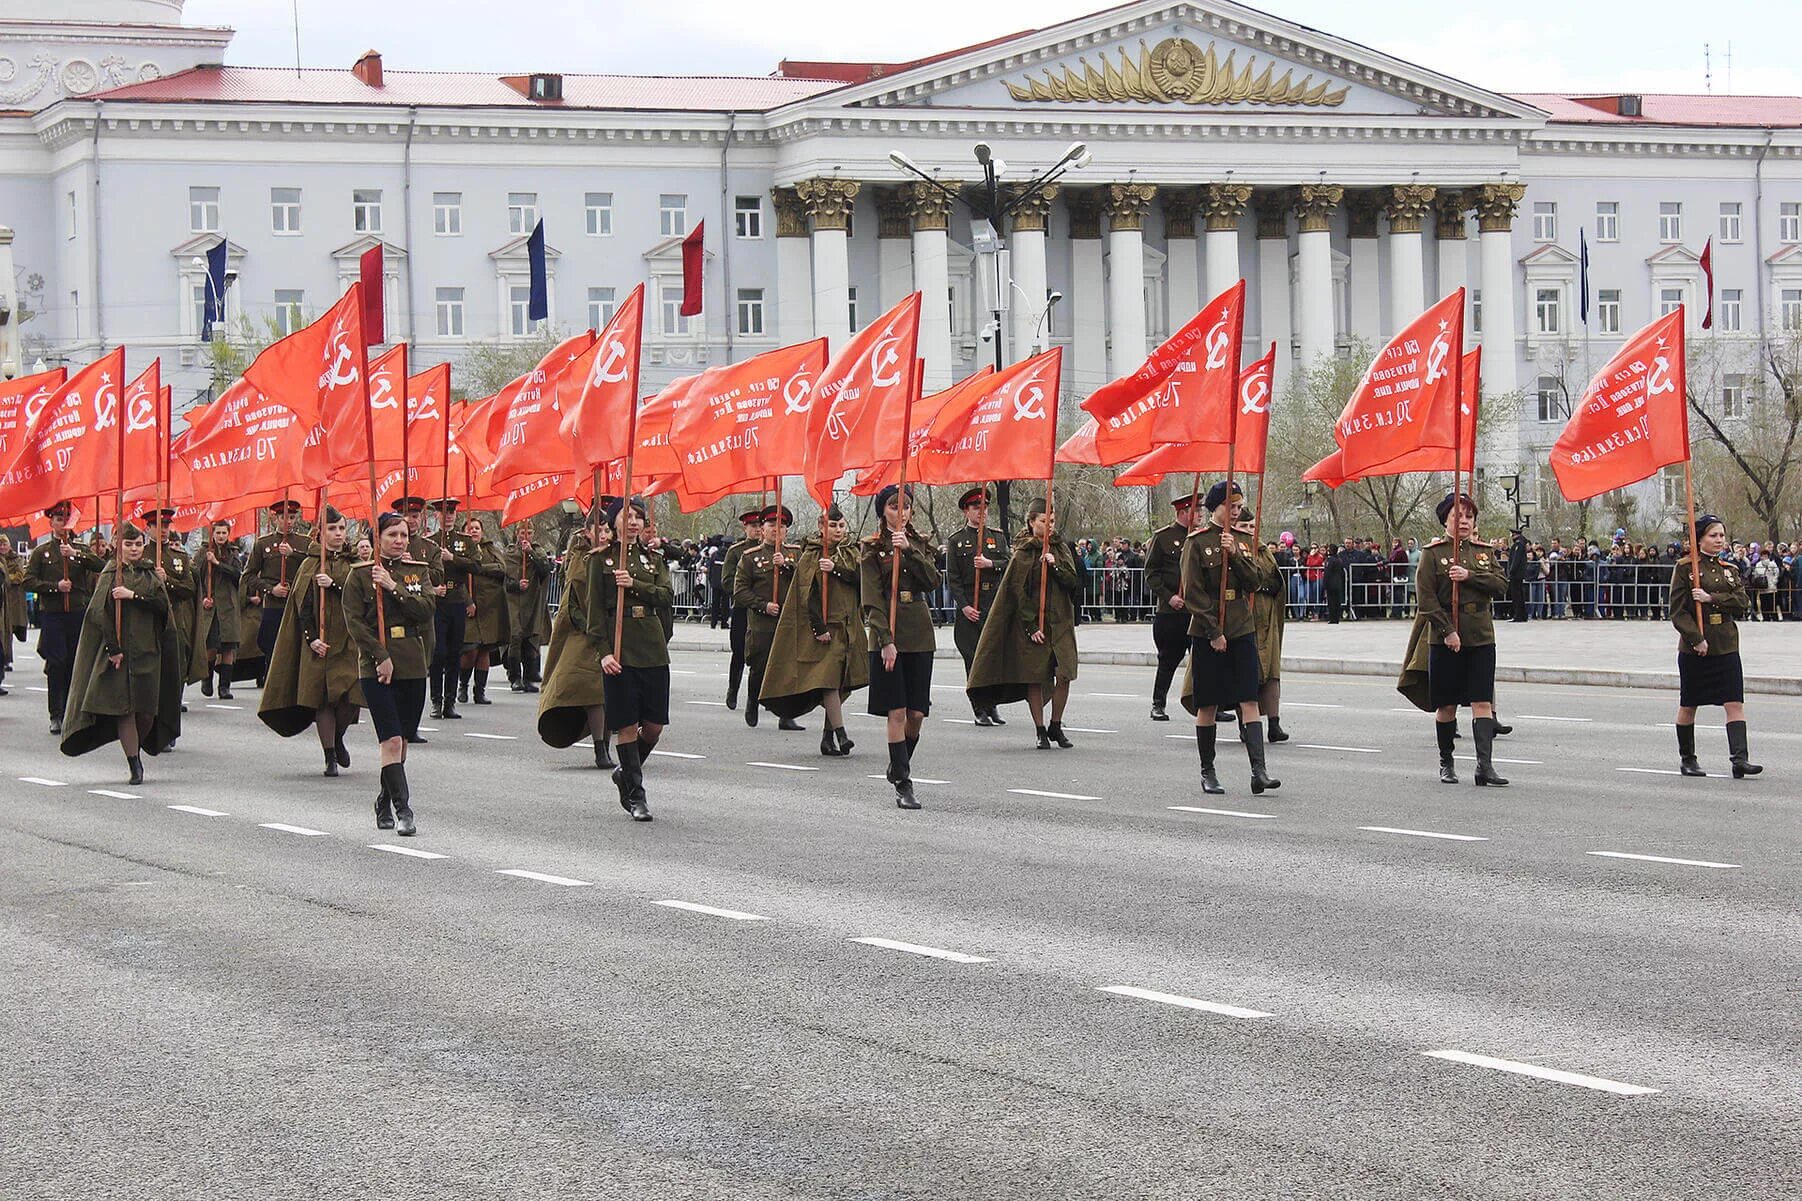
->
[368,843,447,860]
[18,777,68,787]
[1283,702,1343,709]
[941,718,978,725]
[416,725,440,733]
[1060,726,1118,735]
[1010,788,1102,801]
[88,789,140,799]
[1086,692,1140,699]
[495,869,592,887]
[1295,743,1384,754]
[1097,985,1272,1020]
[1421,1049,1659,1097]
[653,899,771,922]
[1358,826,1489,842]
[463,732,517,740]
[26,685,49,692]
[1168,806,1274,819]
[1587,850,1740,869]
[650,749,706,759]
[204,703,242,710]
[1454,754,1542,765]
[260,822,330,837]
[1514,714,1593,722]
[669,669,698,675]
[866,774,950,785]
[747,761,819,772]
[849,937,992,964]
[1617,767,1722,780]
[168,805,228,817]
[685,700,728,707]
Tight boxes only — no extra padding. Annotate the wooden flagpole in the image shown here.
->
[772,475,784,608]
[155,380,167,578]
[316,480,329,650]
[1450,296,1466,639]
[1036,384,1061,635]
[888,364,921,634]
[399,341,410,518]
[611,399,642,658]
[112,387,124,644]
[355,282,385,646]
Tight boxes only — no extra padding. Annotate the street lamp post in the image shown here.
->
[888,141,1090,534]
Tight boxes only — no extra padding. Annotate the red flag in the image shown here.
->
[242,284,366,428]
[174,378,314,504]
[487,329,596,484]
[633,376,688,480]
[921,349,1063,483]
[1114,343,1278,484]
[670,338,829,495]
[557,284,645,473]
[1699,237,1714,331]
[802,292,922,505]
[680,222,704,318]
[1550,310,1689,502]
[850,368,992,495]
[1304,348,1482,488]
[360,243,385,344]
[1322,289,1465,481]
[118,359,163,492]
[1055,418,1102,466]
[1081,281,1245,463]
[0,348,126,520]
[406,361,453,469]
[328,342,406,478]
[0,367,67,473]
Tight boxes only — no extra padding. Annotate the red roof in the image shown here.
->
[776,28,1033,85]
[92,66,840,112]
[1512,92,1802,128]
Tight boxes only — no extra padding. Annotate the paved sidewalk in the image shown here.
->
[672,615,1801,695]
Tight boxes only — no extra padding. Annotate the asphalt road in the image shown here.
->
[3,642,1798,1199]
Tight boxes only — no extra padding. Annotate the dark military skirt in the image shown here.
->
[868,649,933,716]
[603,664,670,732]
[1428,642,1496,709]
[1188,634,1261,709]
[362,676,426,743]
[1678,649,1743,709]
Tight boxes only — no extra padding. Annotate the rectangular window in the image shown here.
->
[847,286,860,333]
[660,291,690,337]
[1658,201,1682,244]
[509,285,534,337]
[189,282,205,338]
[67,190,76,239]
[1660,465,1685,511]
[585,192,613,237]
[189,186,220,234]
[272,289,305,338]
[1595,201,1619,242]
[353,188,383,234]
[435,287,465,338]
[1719,201,1743,243]
[1658,286,1685,318]
[587,286,616,330]
[736,287,765,336]
[433,192,461,236]
[659,193,687,238]
[1721,373,1746,419]
[1534,286,1562,335]
[1532,201,1557,243]
[844,207,856,240]
[1782,288,1802,331]
[507,191,539,236]
[735,196,763,239]
[1720,288,1743,333]
[70,290,78,338]
[1471,288,1482,334]
[1535,375,1567,423]
[270,187,301,234]
[1781,202,1802,244]
[1597,288,1621,334]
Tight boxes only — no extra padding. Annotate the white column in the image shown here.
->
[1163,188,1200,324]
[903,180,958,389]
[772,189,814,350]
[1254,195,1293,380]
[1347,208,1382,349]
[1293,184,1341,369]
[1201,183,1250,303]
[1105,183,1155,376]
[1475,182,1525,395]
[1068,192,1108,392]
[1009,227,1049,357]
[0,227,18,376]
[795,178,859,353]
[875,189,912,314]
[1384,185,1433,332]
[1434,191,1469,318]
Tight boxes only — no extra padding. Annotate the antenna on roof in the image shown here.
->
[291,0,303,76]
[1704,43,1711,95]
[1726,42,1733,95]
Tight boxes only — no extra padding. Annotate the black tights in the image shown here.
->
[315,701,359,750]
[115,713,153,756]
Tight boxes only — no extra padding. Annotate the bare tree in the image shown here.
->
[1683,324,1802,545]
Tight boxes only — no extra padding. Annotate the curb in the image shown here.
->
[668,637,1801,696]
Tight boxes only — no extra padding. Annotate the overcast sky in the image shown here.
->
[182,0,1801,97]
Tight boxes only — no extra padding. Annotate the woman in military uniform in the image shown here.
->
[1398,492,1510,787]
[25,501,109,732]
[1670,513,1761,778]
[756,503,868,756]
[1246,515,1289,743]
[258,506,365,777]
[142,509,195,714]
[342,512,435,836]
[966,498,1082,750]
[736,505,803,730]
[501,522,553,693]
[581,496,670,823]
[190,519,245,700]
[537,507,615,770]
[59,523,182,784]
[945,487,1006,726]
[457,515,510,707]
[859,484,941,810]
[0,534,25,697]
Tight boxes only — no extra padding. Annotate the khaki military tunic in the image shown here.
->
[245,528,309,607]
[1414,538,1508,647]
[1143,521,1189,614]
[581,540,673,668]
[342,557,436,679]
[1668,554,1750,655]
[735,541,799,660]
[26,536,107,614]
[1180,522,1274,643]
[859,528,941,652]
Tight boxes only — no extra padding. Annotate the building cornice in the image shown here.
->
[1524,128,1802,158]
[0,20,233,50]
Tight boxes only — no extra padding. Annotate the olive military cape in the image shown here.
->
[258,549,366,737]
[536,538,609,748]
[1396,537,1506,712]
[60,562,183,758]
[502,542,554,647]
[756,538,870,720]
[462,538,511,648]
[188,543,246,683]
[966,530,1081,710]
[1,542,26,668]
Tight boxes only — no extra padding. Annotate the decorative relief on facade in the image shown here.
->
[1382,184,1437,235]
[0,51,168,106]
[1004,183,1059,233]
[1104,182,1158,232]
[770,187,809,238]
[1290,183,1343,234]
[1472,181,1527,233]
[1004,38,1349,107]
[0,54,60,106]
[1201,183,1253,233]
[901,180,960,232]
[794,178,860,232]
[1434,190,1469,240]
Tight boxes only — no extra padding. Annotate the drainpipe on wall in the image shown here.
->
[402,106,418,346]
[720,111,737,361]
[1753,128,1774,336]
[91,99,104,354]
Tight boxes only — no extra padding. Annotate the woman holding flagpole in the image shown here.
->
[583,496,669,823]
[1669,513,1761,778]
[860,483,941,811]
[343,512,435,836]
[536,504,615,771]
[457,514,510,707]
[966,497,1081,749]
[258,506,365,777]
[756,503,868,755]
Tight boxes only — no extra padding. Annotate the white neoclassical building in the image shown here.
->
[2,0,1800,508]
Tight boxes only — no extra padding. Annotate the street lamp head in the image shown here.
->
[1046,291,1064,309]
[973,142,992,166]
[1062,142,1092,169]
[888,150,920,175]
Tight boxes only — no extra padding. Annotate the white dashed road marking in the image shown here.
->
[865,774,950,785]
[168,805,228,817]
[496,869,591,887]
[464,732,517,740]
[18,777,67,787]
[88,789,140,799]
[1009,788,1101,801]
[1515,714,1593,722]
[369,843,447,860]
[1454,754,1541,765]
[260,823,329,837]
[748,761,819,772]
[1359,826,1489,842]
[1097,985,1272,1020]
[850,937,992,964]
[685,700,728,708]
[1168,806,1274,820]
[654,900,771,921]
[1587,851,1739,869]
[650,750,705,759]
[1617,767,1723,779]
[1421,1049,1659,1096]
[1295,743,1383,754]
[204,703,242,711]
[1059,726,1118,735]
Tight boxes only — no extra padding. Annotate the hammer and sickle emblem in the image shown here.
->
[319,329,359,391]
[369,373,398,410]
[23,383,55,426]
[1012,367,1049,422]
[126,387,157,433]
[1424,321,1451,386]
[1646,352,1675,397]
[870,334,903,388]
[1204,313,1232,370]
[91,381,118,431]
[591,336,630,386]
[783,369,814,415]
[1240,374,1270,415]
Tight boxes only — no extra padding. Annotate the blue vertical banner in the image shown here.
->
[201,237,229,339]
[1578,226,1590,326]
[527,219,548,322]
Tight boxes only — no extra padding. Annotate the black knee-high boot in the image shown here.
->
[1243,721,1278,794]
[1195,725,1223,795]
[1473,717,1508,786]
[615,740,651,820]
[1436,719,1458,784]
[458,666,472,703]
[216,664,234,700]
[887,740,918,809]
[1726,720,1762,778]
[472,666,490,705]
[1676,723,1704,776]
[382,763,415,835]
[744,665,762,726]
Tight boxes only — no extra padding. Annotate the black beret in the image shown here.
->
[874,483,914,513]
[604,494,648,526]
[116,520,145,542]
[1692,513,1724,544]
[1435,491,1477,525]
[1203,480,1244,510]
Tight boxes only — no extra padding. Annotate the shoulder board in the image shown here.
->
[1426,537,1449,547]
[399,558,426,566]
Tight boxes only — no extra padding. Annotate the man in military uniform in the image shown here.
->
[1143,493,1196,721]
[245,498,309,683]
[735,504,804,730]
[945,486,1007,727]
[502,521,554,693]
[1181,481,1281,796]
[142,508,196,714]
[719,508,761,710]
[392,497,444,739]
[424,498,477,721]
[0,533,25,698]
[25,501,108,733]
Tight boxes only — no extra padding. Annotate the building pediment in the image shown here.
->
[813,0,1544,123]
[489,234,561,263]
[1765,244,1802,267]
[330,234,408,263]
[1645,244,1699,268]
[168,233,245,264]
[642,234,715,263]
[1521,243,1580,267]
